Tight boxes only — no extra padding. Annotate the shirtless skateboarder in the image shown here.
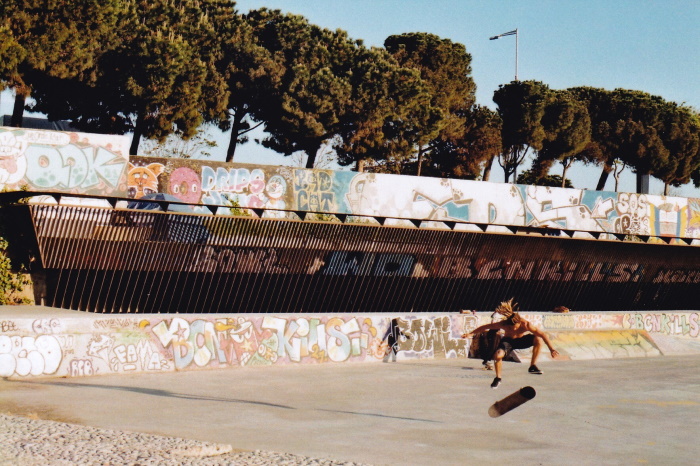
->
[462,299,559,389]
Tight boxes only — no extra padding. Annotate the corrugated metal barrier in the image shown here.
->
[13,202,700,314]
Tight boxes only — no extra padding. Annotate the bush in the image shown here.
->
[0,235,30,305]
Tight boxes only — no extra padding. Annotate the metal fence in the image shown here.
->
[18,202,700,314]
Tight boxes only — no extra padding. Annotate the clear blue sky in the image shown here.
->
[2,0,699,195]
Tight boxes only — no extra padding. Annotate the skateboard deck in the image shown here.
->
[488,386,536,417]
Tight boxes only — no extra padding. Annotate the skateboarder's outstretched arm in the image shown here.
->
[524,321,560,358]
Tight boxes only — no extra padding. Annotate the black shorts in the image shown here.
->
[498,334,536,355]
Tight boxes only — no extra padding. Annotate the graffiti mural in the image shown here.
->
[0,311,698,379]
[3,126,700,241]
[0,334,63,377]
[121,154,700,240]
[624,312,700,338]
[0,127,128,194]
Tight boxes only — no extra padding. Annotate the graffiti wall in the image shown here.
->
[0,127,129,195]
[0,313,470,378]
[3,126,700,241]
[0,310,698,379]
[128,155,700,240]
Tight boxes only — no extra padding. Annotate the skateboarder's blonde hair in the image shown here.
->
[495,298,522,323]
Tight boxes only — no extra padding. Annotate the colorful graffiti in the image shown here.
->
[624,312,700,338]
[0,127,128,194]
[124,154,700,240]
[4,126,700,240]
[0,311,698,379]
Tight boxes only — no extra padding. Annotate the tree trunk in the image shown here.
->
[225,110,246,163]
[304,138,326,169]
[664,183,669,196]
[596,162,613,191]
[416,146,426,176]
[482,154,495,181]
[129,113,143,156]
[356,158,367,172]
[10,94,26,127]
[305,149,317,169]
[636,173,649,194]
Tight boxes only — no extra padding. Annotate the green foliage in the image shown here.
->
[516,170,573,188]
[385,32,476,175]
[569,87,700,191]
[0,202,30,305]
[27,0,236,155]
[1,0,124,119]
[3,1,698,192]
[246,10,439,170]
[425,105,502,180]
[219,12,283,162]
[493,80,551,182]
[0,235,29,305]
[530,90,592,186]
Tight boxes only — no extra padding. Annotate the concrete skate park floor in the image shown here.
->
[1,356,698,465]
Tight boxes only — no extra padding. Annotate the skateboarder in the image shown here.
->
[462,299,559,388]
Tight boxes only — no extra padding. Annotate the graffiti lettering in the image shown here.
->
[32,318,61,334]
[193,247,288,273]
[262,316,369,363]
[69,359,94,377]
[0,335,62,377]
[543,314,576,329]
[321,251,416,277]
[398,317,467,358]
[652,269,700,284]
[25,144,125,190]
[152,318,226,370]
[294,170,335,212]
[0,321,18,333]
[626,313,700,338]
[201,166,268,208]
[93,319,138,330]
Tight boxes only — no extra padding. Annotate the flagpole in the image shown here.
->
[515,28,518,81]
[489,29,519,81]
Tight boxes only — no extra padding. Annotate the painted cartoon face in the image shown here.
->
[266,175,287,199]
[127,162,164,198]
[0,131,28,185]
[168,167,201,203]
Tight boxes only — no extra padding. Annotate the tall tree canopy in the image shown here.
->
[219,13,283,162]
[493,80,550,182]
[425,105,502,179]
[569,87,700,192]
[245,9,438,169]
[0,0,124,126]
[385,32,476,175]
[530,90,592,186]
[28,0,235,155]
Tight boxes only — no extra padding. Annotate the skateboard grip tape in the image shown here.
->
[488,386,536,418]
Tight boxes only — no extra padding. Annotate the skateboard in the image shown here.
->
[488,386,536,417]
